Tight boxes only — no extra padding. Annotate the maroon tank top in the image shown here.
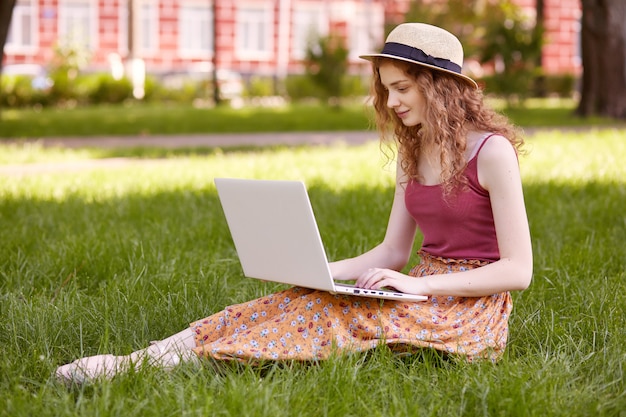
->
[405,134,500,262]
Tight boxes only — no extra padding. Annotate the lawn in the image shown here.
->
[0,98,624,140]
[0,128,625,416]
[0,102,374,139]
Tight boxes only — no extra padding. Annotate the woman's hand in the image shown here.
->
[355,268,428,296]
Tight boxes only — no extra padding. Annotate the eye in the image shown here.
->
[395,83,410,92]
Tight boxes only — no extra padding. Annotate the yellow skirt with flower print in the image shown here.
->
[191,251,512,363]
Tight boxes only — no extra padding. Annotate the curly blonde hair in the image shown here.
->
[370,58,524,195]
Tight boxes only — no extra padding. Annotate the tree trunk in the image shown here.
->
[534,0,546,97]
[0,0,17,119]
[576,0,626,119]
[0,0,16,74]
[212,1,221,106]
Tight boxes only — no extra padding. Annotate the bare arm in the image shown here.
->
[329,161,418,280]
[356,135,533,297]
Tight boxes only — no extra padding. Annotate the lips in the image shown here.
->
[395,110,409,118]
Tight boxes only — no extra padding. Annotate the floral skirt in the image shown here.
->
[190,251,512,363]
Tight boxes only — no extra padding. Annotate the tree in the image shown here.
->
[0,0,16,118]
[0,0,16,75]
[211,0,221,106]
[534,0,546,96]
[305,33,349,106]
[479,2,543,105]
[576,0,626,119]
[404,0,543,105]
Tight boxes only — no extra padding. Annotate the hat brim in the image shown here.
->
[359,53,478,89]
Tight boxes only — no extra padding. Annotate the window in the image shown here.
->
[179,2,213,57]
[6,0,37,53]
[348,7,383,61]
[58,0,97,50]
[138,0,159,54]
[572,19,582,67]
[236,4,273,60]
[291,6,326,60]
[118,1,129,55]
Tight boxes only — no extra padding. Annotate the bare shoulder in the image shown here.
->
[479,134,518,160]
[476,134,521,189]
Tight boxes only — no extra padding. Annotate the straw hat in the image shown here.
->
[360,23,478,89]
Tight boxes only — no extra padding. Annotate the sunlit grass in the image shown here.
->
[1,129,625,416]
[521,127,626,183]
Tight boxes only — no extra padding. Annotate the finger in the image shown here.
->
[367,269,390,290]
[371,276,390,290]
[356,268,379,288]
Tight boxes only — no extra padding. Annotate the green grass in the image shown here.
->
[0,103,374,139]
[0,99,624,140]
[1,129,625,416]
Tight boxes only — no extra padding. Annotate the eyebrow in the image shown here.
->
[384,79,411,88]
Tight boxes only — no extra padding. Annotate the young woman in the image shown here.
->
[56,22,532,384]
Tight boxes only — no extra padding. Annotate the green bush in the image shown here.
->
[1,75,51,107]
[305,33,349,104]
[479,73,578,99]
[2,69,578,108]
[88,74,133,104]
[342,75,369,98]
[479,74,534,98]
[48,68,79,104]
[542,74,577,97]
[285,75,322,102]
[246,76,274,98]
[46,73,134,106]
[142,75,159,102]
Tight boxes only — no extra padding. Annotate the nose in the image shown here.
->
[386,91,399,108]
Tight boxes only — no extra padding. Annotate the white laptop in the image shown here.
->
[214,178,427,302]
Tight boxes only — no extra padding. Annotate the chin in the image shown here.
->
[402,119,420,127]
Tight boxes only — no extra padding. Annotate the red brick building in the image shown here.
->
[512,0,582,74]
[3,0,581,80]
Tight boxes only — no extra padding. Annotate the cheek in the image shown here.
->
[415,92,426,107]
[416,97,427,115]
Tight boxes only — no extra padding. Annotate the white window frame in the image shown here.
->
[5,0,38,54]
[291,3,327,60]
[348,3,384,61]
[235,2,274,61]
[137,0,159,55]
[118,1,129,56]
[57,0,98,51]
[178,1,213,58]
[572,18,582,67]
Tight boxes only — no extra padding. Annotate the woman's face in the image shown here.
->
[378,62,426,127]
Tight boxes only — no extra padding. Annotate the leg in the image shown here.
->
[55,328,200,385]
[139,327,200,367]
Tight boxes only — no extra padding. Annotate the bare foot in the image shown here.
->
[55,343,199,385]
[55,354,129,385]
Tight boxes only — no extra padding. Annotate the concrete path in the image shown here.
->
[1,131,379,176]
